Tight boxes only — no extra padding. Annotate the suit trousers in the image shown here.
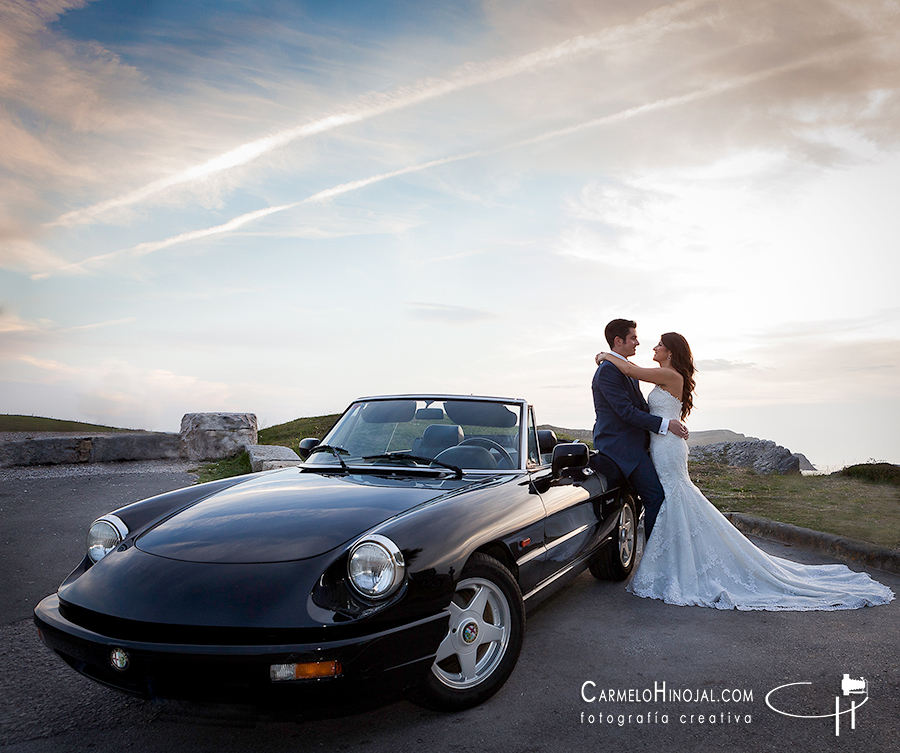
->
[590,450,666,537]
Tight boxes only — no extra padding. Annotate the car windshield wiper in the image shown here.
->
[306,444,349,470]
[362,453,463,479]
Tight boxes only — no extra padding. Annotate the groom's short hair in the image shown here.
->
[605,319,636,348]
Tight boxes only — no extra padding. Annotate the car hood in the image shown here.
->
[135,467,473,564]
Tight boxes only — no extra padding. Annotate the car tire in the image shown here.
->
[408,553,524,711]
[589,494,638,581]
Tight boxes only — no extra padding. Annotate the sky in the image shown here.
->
[1,0,899,471]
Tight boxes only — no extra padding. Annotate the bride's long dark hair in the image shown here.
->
[661,332,695,420]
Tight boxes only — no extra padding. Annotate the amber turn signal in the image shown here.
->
[270,660,343,682]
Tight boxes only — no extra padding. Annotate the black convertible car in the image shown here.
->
[34,394,639,711]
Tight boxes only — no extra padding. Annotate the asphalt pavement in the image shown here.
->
[1,462,898,753]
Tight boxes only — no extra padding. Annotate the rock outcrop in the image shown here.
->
[180,413,258,461]
[792,453,816,472]
[689,439,801,475]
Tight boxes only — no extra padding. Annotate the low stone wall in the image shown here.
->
[689,439,800,475]
[0,433,183,467]
[0,412,259,468]
[91,433,184,462]
[726,513,900,574]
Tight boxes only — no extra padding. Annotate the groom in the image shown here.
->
[590,319,687,536]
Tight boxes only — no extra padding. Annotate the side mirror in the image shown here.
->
[297,438,320,460]
[551,442,589,478]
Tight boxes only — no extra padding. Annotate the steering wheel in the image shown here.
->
[458,438,515,469]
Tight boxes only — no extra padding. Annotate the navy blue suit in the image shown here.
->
[590,360,666,536]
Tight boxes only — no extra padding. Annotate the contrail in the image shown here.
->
[32,152,484,278]
[34,44,849,281]
[47,0,713,228]
[513,53,840,149]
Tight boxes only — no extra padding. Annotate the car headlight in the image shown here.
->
[87,515,128,563]
[347,534,405,599]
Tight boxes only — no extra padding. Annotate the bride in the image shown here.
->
[595,333,894,610]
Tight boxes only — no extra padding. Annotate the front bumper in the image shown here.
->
[34,594,448,704]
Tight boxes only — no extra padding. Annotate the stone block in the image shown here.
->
[247,444,302,473]
[0,437,92,467]
[180,413,258,461]
[90,433,183,462]
[260,460,304,471]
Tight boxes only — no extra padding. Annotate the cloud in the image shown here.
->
[42,0,717,228]
[696,359,757,372]
[2,354,234,430]
[30,150,485,278]
[406,302,499,324]
[0,0,171,248]
[413,248,485,266]
[10,0,900,279]
[0,0,147,153]
[484,0,900,175]
[0,309,42,334]
[34,44,850,280]
[701,334,900,408]
[755,316,894,341]
[16,353,79,379]
[76,364,233,427]
[0,310,137,362]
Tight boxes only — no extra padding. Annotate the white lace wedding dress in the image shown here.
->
[626,386,894,610]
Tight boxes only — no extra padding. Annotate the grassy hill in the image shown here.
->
[258,414,342,447]
[540,426,756,449]
[539,425,591,443]
[687,429,754,447]
[0,415,134,433]
[242,414,900,550]
[24,411,890,550]
[690,459,900,549]
[0,413,772,451]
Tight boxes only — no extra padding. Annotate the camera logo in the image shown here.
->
[765,674,869,736]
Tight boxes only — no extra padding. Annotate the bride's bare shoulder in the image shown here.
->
[659,368,683,397]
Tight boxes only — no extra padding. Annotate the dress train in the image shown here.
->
[626,387,894,610]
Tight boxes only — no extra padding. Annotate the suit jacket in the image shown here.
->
[591,360,663,476]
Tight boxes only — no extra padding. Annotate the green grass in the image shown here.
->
[258,414,342,449]
[194,452,252,484]
[193,414,342,483]
[0,415,133,433]
[690,461,900,550]
[838,462,900,487]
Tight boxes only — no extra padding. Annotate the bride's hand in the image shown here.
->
[595,352,608,365]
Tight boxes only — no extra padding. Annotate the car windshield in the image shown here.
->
[305,397,524,472]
